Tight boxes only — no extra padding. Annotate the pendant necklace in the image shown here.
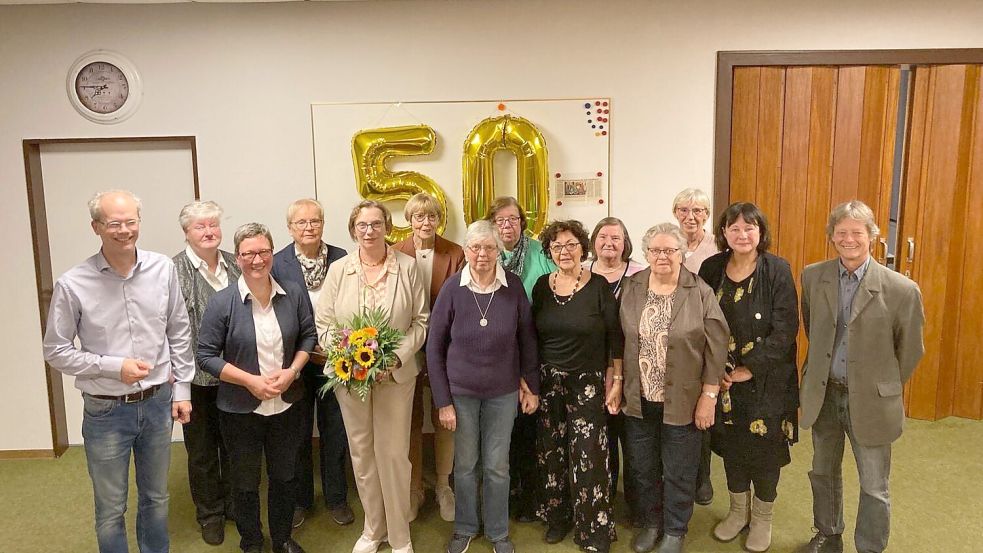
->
[471,288,496,327]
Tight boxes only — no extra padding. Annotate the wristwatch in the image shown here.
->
[702,391,718,399]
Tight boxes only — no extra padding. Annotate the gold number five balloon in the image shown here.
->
[462,115,550,237]
[351,125,448,242]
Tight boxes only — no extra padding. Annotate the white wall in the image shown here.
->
[2,0,982,451]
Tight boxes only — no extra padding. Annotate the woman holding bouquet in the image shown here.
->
[197,223,316,553]
[316,200,428,553]
[427,220,539,553]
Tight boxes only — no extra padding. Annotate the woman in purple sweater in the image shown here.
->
[427,220,540,553]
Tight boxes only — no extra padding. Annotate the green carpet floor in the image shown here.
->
[1,417,980,552]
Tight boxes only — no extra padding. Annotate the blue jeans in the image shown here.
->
[624,399,702,537]
[452,391,518,542]
[82,383,174,553]
[809,386,892,553]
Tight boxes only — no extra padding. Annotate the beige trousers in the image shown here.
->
[336,377,416,549]
[409,358,455,493]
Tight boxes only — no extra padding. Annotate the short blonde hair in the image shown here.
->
[826,200,880,239]
[672,188,711,212]
[403,193,442,223]
[286,198,324,225]
[347,200,393,240]
[88,189,142,222]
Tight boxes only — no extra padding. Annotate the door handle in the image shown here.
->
[904,237,915,277]
[878,238,888,265]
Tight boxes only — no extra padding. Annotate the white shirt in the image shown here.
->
[415,248,435,303]
[459,262,509,294]
[238,276,291,416]
[185,245,229,291]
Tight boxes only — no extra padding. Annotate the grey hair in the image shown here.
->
[178,200,224,231]
[464,220,504,252]
[88,189,142,222]
[286,198,324,225]
[233,223,274,254]
[826,200,880,239]
[671,188,711,211]
[641,222,687,252]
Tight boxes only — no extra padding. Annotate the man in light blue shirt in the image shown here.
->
[43,189,194,553]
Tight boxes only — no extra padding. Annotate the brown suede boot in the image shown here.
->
[713,491,751,542]
[745,496,774,552]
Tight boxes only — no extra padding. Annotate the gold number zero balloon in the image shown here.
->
[462,115,550,237]
[351,125,447,243]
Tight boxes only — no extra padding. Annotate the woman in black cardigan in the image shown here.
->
[197,223,317,553]
[698,203,799,553]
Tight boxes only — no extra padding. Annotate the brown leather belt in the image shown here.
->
[91,384,161,404]
[827,379,849,393]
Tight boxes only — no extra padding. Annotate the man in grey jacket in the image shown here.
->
[797,201,925,553]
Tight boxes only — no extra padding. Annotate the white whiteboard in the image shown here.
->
[312,99,611,247]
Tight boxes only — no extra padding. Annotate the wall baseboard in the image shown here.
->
[0,449,57,460]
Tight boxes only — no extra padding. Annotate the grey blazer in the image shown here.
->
[620,266,729,425]
[799,259,925,446]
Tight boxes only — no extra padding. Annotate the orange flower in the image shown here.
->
[353,366,369,381]
[363,327,378,338]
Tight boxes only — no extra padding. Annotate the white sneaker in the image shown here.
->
[352,535,385,553]
[436,484,456,522]
[391,543,414,553]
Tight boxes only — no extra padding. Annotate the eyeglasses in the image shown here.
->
[354,221,385,233]
[238,249,273,261]
[467,244,498,254]
[411,213,439,223]
[549,242,581,254]
[647,247,680,258]
[675,207,708,217]
[493,216,521,227]
[100,219,140,232]
[291,219,323,229]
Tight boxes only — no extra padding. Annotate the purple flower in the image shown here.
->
[366,339,378,350]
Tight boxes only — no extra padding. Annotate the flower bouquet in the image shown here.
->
[319,306,404,400]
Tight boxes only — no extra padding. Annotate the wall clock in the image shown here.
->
[66,50,142,124]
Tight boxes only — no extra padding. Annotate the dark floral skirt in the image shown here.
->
[537,365,616,551]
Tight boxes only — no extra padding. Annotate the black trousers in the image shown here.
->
[607,411,637,514]
[724,457,781,502]
[182,384,232,526]
[220,401,305,550]
[624,399,702,537]
[509,411,538,505]
[296,366,350,509]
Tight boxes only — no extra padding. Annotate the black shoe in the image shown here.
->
[201,519,225,545]
[631,527,662,553]
[327,502,355,526]
[656,533,684,553]
[695,479,713,506]
[273,538,307,553]
[797,532,843,553]
[544,523,571,544]
[292,507,306,529]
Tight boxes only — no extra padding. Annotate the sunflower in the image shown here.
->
[334,358,352,381]
[348,329,368,347]
[354,346,376,368]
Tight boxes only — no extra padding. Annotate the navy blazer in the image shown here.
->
[271,242,347,312]
[197,278,318,414]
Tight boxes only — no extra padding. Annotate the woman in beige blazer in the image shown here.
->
[316,201,428,553]
[618,222,728,553]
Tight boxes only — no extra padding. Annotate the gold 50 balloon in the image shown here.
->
[351,115,550,242]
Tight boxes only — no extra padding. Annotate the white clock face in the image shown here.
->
[74,62,129,114]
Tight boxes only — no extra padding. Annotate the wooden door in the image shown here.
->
[897,65,983,420]
[729,65,900,366]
